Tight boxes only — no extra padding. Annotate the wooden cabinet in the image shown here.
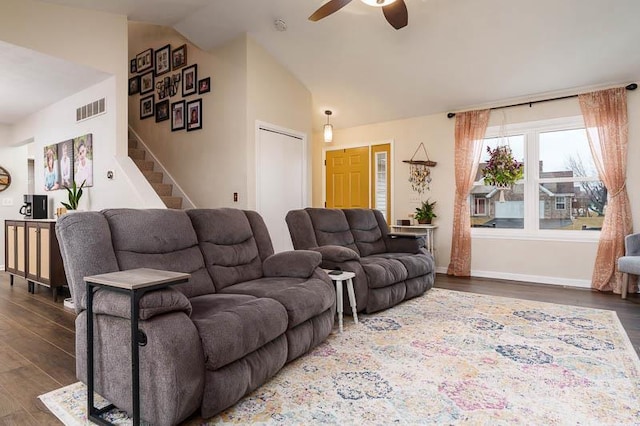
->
[4,220,66,301]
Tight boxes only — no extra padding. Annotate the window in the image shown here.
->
[470,116,605,237]
[472,197,487,216]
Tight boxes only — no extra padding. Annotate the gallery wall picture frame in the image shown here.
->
[182,64,198,97]
[136,48,153,73]
[128,76,140,96]
[171,100,186,131]
[198,77,211,94]
[57,139,74,189]
[186,98,202,132]
[43,144,61,191]
[155,100,170,123]
[172,44,187,70]
[140,71,154,95]
[73,133,94,188]
[155,44,171,77]
[130,58,137,74]
[140,95,154,120]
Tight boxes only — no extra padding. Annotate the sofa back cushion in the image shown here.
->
[343,209,387,256]
[187,209,265,291]
[305,208,359,253]
[103,209,215,298]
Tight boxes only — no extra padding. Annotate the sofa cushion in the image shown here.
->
[220,276,335,329]
[369,252,434,279]
[188,209,264,291]
[343,209,387,256]
[190,294,288,370]
[306,208,359,253]
[359,257,409,288]
[103,209,215,298]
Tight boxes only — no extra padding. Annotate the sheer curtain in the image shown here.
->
[578,87,633,293]
[448,109,490,276]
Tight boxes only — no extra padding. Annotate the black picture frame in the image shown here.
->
[128,76,140,96]
[140,95,154,120]
[140,71,154,95]
[198,77,211,94]
[154,44,171,77]
[182,64,198,97]
[155,99,170,122]
[186,98,202,132]
[136,48,153,73]
[172,44,187,70]
[130,58,137,74]
[171,100,186,131]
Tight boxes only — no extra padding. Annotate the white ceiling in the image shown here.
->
[29,0,640,130]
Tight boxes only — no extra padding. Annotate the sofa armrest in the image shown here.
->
[625,233,640,256]
[90,287,192,320]
[263,250,322,278]
[309,245,360,262]
[385,235,421,254]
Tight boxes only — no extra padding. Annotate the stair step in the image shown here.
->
[133,159,154,171]
[128,139,138,149]
[161,196,182,209]
[128,148,145,160]
[151,183,173,196]
[142,170,163,183]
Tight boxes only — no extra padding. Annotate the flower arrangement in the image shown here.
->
[481,145,524,187]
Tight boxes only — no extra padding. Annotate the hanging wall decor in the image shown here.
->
[403,142,437,194]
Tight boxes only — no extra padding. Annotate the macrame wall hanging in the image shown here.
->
[403,142,437,194]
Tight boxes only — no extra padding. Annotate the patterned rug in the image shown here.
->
[39,288,640,425]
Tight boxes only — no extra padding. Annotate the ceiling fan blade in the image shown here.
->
[382,0,408,29]
[309,0,353,22]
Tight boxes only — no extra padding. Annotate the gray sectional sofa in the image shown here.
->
[56,208,336,425]
[286,208,435,313]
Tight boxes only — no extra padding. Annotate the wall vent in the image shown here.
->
[76,98,106,122]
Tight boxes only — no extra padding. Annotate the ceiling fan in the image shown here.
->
[309,0,408,30]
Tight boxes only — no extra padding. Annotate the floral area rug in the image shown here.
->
[39,288,640,425]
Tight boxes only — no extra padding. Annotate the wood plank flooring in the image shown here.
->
[0,271,638,424]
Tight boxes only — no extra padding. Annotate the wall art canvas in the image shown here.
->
[43,144,60,191]
[73,134,93,187]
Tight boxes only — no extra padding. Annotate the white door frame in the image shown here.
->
[255,120,309,212]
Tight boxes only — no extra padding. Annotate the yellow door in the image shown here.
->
[371,143,391,223]
[326,147,369,208]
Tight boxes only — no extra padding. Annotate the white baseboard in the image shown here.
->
[0,264,4,272]
[434,266,591,288]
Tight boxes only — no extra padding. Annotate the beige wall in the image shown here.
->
[128,25,312,209]
[314,90,640,286]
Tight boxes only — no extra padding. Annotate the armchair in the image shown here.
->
[618,232,640,299]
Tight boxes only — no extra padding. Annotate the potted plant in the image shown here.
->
[61,180,86,211]
[414,199,437,224]
[482,145,524,188]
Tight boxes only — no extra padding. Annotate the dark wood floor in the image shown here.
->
[0,271,638,424]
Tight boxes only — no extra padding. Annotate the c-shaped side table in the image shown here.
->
[84,268,190,426]
[324,270,358,333]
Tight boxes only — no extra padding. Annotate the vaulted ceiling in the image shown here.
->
[21,0,640,129]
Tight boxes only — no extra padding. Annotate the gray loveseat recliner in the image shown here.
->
[286,208,435,314]
[56,208,335,425]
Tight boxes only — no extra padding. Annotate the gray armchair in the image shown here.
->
[618,233,640,299]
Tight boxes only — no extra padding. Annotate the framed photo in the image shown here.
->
[186,98,202,132]
[140,71,154,95]
[136,48,153,73]
[128,76,140,96]
[57,139,74,189]
[154,44,171,77]
[198,77,210,94]
[140,95,154,120]
[182,64,198,97]
[171,100,185,131]
[172,44,187,70]
[155,100,170,122]
[73,134,94,188]
[130,58,137,74]
[43,144,60,191]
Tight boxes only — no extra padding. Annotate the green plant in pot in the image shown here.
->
[61,180,86,211]
[414,199,437,224]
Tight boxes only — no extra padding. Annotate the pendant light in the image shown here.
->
[324,110,333,143]
[360,0,397,6]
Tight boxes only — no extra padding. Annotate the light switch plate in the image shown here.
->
[2,198,13,206]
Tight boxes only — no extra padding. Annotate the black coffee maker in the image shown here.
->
[20,194,48,219]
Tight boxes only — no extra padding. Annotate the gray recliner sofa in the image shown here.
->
[56,208,335,425]
[286,208,435,314]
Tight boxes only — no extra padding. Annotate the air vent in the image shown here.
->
[76,98,106,122]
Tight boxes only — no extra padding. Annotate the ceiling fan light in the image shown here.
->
[360,0,397,7]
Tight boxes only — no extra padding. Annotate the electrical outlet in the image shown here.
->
[233,192,238,202]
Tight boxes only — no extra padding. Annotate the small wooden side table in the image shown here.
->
[324,270,358,333]
[84,268,190,426]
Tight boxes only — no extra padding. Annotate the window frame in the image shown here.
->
[472,116,601,242]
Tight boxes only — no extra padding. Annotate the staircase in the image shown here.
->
[128,135,183,209]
